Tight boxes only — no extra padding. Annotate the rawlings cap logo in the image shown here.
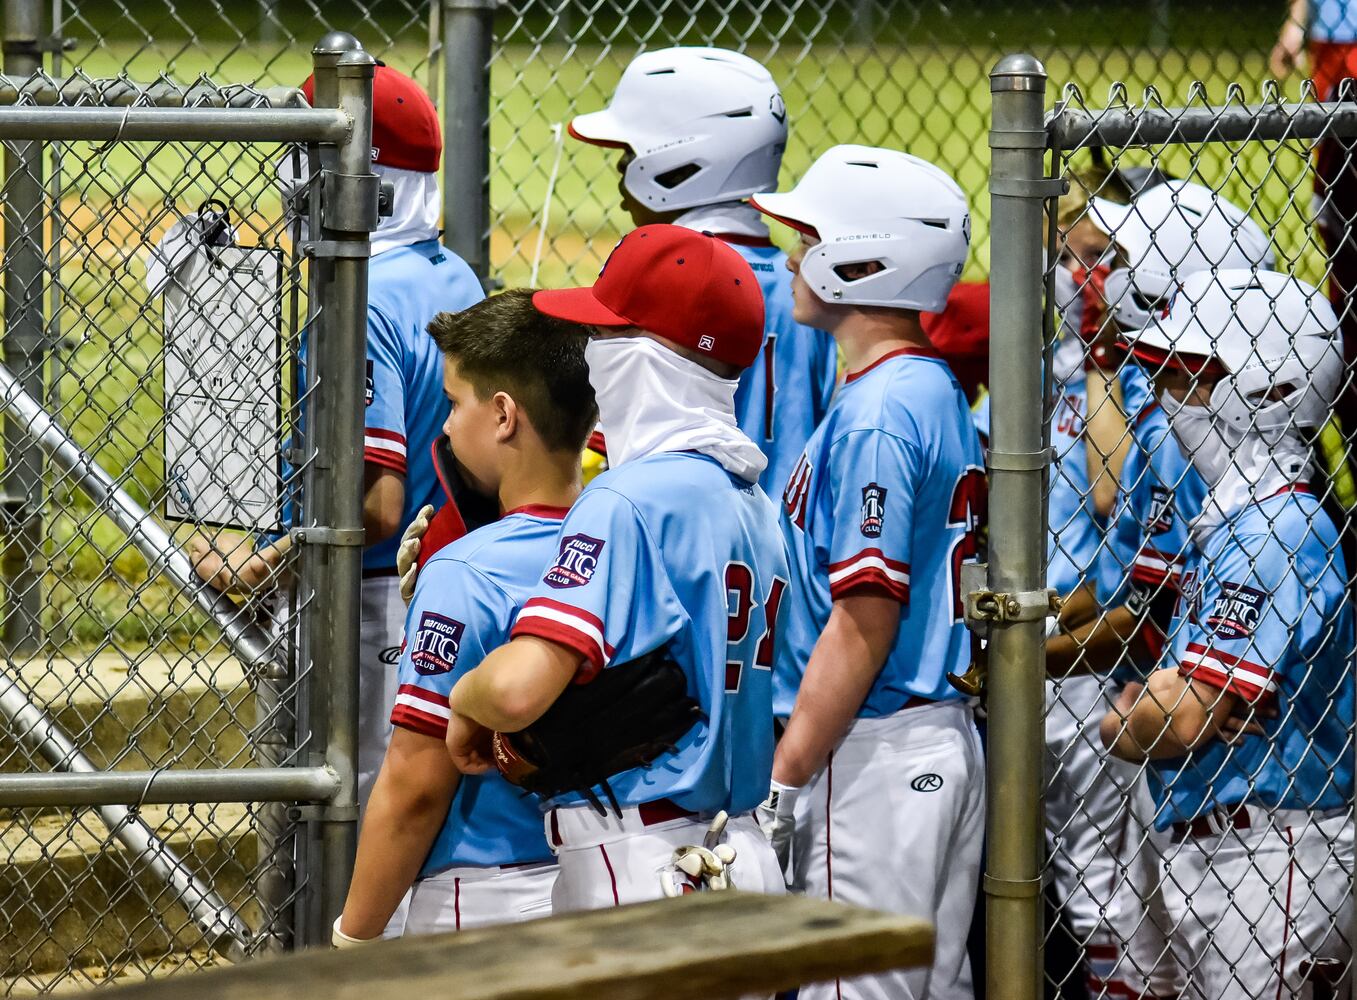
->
[698,334,715,351]
[544,533,606,589]
[860,483,886,538]
[410,612,464,675]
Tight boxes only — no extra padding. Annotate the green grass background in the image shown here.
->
[9,1,1339,647]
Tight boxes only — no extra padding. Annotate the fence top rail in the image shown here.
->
[1048,99,1357,152]
[0,104,348,142]
[0,72,308,110]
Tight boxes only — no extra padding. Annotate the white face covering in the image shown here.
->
[277,157,440,257]
[673,201,770,241]
[584,336,768,483]
[1161,388,1313,541]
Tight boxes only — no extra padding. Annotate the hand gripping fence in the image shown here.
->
[0,31,374,992]
[986,55,1357,1000]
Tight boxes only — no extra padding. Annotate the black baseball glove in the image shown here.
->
[492,648,703,816]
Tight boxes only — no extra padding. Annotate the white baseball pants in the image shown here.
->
[790,700,986,1000]
[356,573,412,937]
[1160,808,1352,1000]
[548,805,784,912]
[404,862,558,933]
[357,574,406,813]
[1045,674,1184,996]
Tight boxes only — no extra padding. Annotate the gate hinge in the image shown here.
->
[964,576,1061,629]
[988,176,1068,199]
[300,239,371,260]
[984,874,1044,899]
[292,803,359,822]
[290,526,365,547]
[3,35,76,57]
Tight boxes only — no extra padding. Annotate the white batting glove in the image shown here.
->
[331,914,379,949]
[397,504,435,604]
[756,781,800,874]
[660,811,737,896]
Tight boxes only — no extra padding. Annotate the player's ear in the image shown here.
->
[493,390,519,443]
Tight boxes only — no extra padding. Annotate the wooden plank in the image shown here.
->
[106,892,934,1000]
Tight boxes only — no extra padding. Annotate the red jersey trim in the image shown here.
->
[511,597,615,682]
[365,448,407,474]
[1179,642,1277,703]
[389,683,452,738]
[845,346,944,383]
[716,233,776,248]
[504,504,572,520]
[828,549,910,601]
[830,570,909,603]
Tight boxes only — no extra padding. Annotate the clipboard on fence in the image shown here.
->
[162,242,285,532]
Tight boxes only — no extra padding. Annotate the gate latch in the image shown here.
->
[966,586,1061,627]
[960,562,1060,629]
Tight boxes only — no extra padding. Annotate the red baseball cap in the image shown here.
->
[532,225,765,369]
[302,65,441,173]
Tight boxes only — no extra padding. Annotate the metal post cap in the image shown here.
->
[990,53,1047,91]
[312,31,361,59]
[335,49,377,77]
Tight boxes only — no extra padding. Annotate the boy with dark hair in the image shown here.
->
[332,289,596,944]
[445,225,788,912]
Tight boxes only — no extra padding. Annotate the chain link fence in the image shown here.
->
[9,2,1357,999]
[23,3,1325,289]
[0,33,374,995]
[987,56,1356,1000]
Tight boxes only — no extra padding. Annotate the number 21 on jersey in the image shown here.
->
[724,564,787,693]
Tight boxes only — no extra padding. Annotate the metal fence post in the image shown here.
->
[985,53,1050,1000]
[442,0,494,284]
[299,39,376,948]
[2,0,47,653]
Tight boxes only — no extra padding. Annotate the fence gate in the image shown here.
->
[987,55,1356,1000]
[0,32,373,995]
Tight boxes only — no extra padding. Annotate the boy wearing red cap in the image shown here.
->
[190,66,484,817]
[445,225,788,910]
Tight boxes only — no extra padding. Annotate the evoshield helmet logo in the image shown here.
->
[769,93,787,124]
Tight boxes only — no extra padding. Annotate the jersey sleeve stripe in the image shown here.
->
[1179,643,1278,700]
[365,427,408,447]
[390,685,452,737]
[828,549,910,577]
[364,447,407,474]
[512,601,615,673]
[1130,550,1183,586]
[365,432,408,459]
[829,566,910,603]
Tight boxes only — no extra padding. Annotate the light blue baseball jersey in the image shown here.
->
[776,348,986,718]
[362,239,484,571]
[1312,0,1357,41]
[510,452,787,815]
[973,362,1148,599]
[727,240,839,495]
[1039,364,1150,597]
[1149,487,1354,829]
[1097,401,1208,607]
[388,506,566,875]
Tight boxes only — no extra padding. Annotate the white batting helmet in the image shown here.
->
[750,145,970,311]
[569,47,788,212]
[1125,269,1343,441]
[1090,181,1275,331]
